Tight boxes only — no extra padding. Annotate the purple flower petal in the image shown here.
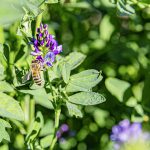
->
[40,40,44,46]
[39,33,43,38]
[36,55,44,62]
[119,119,130,130]
[44,30,48,36]
[53,45,62,55]
[46,61,52,67]
[50,39,58,50]
[112,125,121,135]
[44,52,56,67]
[30,47,42,56]
[43,24,48,29]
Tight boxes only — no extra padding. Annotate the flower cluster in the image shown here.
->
[56,124,69,139]
[30,23,62,67]
[110,119,150,150]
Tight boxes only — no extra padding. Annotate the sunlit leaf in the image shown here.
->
[26,112,44,149]
[105,77,130,102]
[66,69,103,92]
[62,62,71,84]
[68,92,106,105]
[0,118,11,142]
[0,81,14,92]
[19,88,53,109]
[45,0,58,4]
[0,92,24,121]
[66,101,83,117]
[40,135,53,148]
[65,52,86,70]
[100,15,114,41]
[0,0,24,25]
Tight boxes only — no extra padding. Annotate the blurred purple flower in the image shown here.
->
[61,124,69,132]
[56,124,69,139]
[30,23,62,67]
[56,131,62,139]
[110,119,150,150]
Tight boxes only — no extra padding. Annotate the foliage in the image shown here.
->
[0,0,150,149]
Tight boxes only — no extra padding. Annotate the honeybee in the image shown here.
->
[22,60,43,86]
[31,59,43,86]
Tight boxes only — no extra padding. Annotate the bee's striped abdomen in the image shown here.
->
[31,60,42,86]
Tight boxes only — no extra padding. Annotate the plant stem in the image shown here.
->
[50,108,61,150]
[34,3,45,37]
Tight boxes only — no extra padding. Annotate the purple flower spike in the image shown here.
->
[61,124,69,132]
[30,23,63,67]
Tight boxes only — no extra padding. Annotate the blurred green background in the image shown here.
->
[1,0,150,149]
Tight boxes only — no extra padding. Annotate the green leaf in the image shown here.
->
[100,15,114,41]
[0,0,24,25]
[65,52,86,70]
[117,0,135,16]
[26,112,44,149]
[25,2,42,17]
[93,108,109,127]
[0,81,14,92]
[68,92,106,105]
[125,97,137,107]
[19,88,53,109]
[3,44,10,62]
[40,135,53,148]
[14,45,26,63]
[62,62,71,84]
[66,69,103,92]
[105,77,130,102]
[40,120,54,136]
[0,63,5,80]
[45,0,58,4]
[0,118,11,142]
[0,92,24,121]
[66,102,83,117]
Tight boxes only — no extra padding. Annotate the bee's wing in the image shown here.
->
[22,71,32,83]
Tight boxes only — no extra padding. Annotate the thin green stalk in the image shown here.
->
[29,99,35,124]
[34,3,45,37]
[50,108,61,150]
